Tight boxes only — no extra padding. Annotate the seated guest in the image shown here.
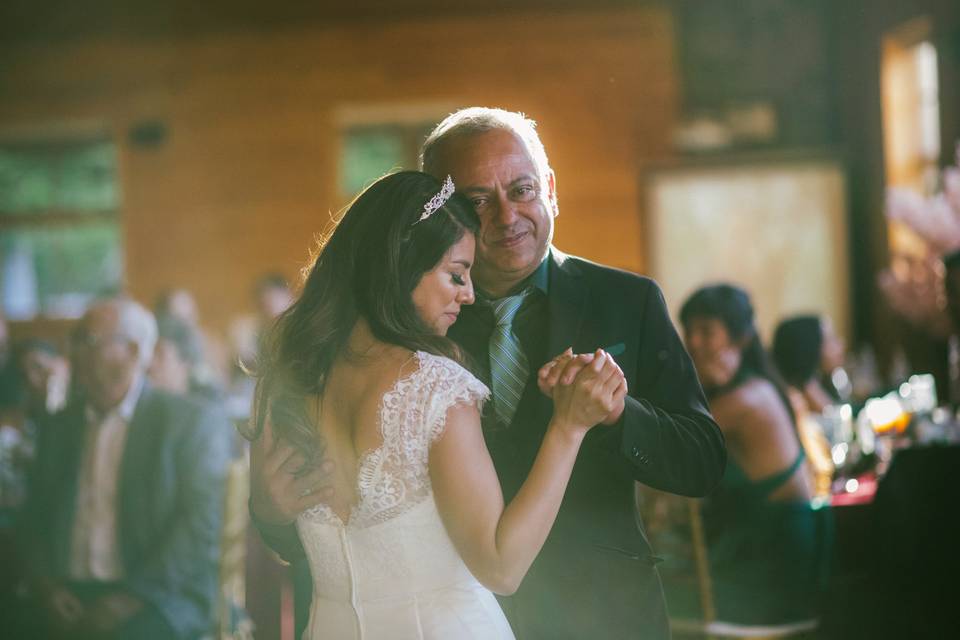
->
[154,288,229,388]
[0,340,70,521]
[772,315,847,412]
[15,297,233,640]
[253,272,293,326]
[0,349,30,530]
[16,338,71,418]
[154,288,201,328]
[149,314,221,401]
[672,284,830,625]
[772,315,845,498]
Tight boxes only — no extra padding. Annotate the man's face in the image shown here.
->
[257,286,293,321]
[148,338,190,395]
[20,348,68,401]
[71,305,140,412]
[430,129,556,295]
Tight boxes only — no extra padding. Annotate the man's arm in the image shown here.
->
[123,404,232,626]
[248,510,304,563]
[614,281,725,496]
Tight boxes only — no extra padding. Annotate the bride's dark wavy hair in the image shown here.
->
[240,171,480,465]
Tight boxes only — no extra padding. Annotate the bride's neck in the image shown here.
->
[346,317,397,360]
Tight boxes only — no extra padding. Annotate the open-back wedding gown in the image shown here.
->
[295,351,516,639]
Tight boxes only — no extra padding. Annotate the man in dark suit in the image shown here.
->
[16,297,233,640]
[418,107,726,638]
[249,108,725,639]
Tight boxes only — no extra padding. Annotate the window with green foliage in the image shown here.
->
[340,123,436,197]
[0,138,122,320]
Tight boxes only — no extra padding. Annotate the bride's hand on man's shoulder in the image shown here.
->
[542,348,627,433]
[250,418,336,525]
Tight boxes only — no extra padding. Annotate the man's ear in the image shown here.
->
[546,169,558,217]
[125,340,142,366]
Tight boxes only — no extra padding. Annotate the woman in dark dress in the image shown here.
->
[676,284,831,625]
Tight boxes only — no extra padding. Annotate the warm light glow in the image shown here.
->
[831,442,849,466]
[864,394,910,434]
[839,404,853,422]
[881,18,941,262]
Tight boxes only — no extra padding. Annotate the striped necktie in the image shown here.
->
[489,291,529,427]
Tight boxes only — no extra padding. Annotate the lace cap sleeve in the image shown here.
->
[420,353,490,445]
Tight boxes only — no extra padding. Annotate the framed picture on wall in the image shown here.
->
[644,152,850,342]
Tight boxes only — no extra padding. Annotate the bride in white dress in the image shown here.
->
[245,171,626,639]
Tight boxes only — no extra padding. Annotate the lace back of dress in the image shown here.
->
[301,351,489,529]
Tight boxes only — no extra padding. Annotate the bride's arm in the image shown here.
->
[429,351,625,595]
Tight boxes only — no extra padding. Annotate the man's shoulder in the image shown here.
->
[137,387,229,434]
[139,386,203,414]
[555,251,659,294]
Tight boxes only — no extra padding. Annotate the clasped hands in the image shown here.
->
[537,347,628,427]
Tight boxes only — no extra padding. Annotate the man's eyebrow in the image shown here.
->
[459,174,539,194]
[509,174,538,186]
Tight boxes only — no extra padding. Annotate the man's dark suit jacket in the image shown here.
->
[20,386,233,640]
[255,249,726,639]
[447,249,725,639]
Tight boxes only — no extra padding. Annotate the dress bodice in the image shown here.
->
[295,351,514,639]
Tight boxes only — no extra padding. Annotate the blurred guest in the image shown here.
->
[772,315,848,411]
[149,314,221,401]
[0,357,30,529]
[772,315,843,499]
[154,288,229,387]
[14,297,232,640]
[16,339,71,418]
[0,312,18,408]
[154,288,201,327]
[226,273,293,379]
[674,284,830,625]
[253,273,293,325]
[941,249,960,407]
[0,315,29,640]
[0,340,70,523]
[225,273,294,421]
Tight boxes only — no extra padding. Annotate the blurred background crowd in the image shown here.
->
[1,1,959,639]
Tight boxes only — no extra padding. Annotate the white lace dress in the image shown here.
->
[296,351,516,640]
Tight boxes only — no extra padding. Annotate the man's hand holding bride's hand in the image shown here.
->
[250,418,335,525]
[539,348,627,433]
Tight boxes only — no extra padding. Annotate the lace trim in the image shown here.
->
[300,351,489,530]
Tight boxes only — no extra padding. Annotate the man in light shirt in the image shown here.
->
[15,297,233,639]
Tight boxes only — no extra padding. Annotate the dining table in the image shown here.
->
[820,436,960,639]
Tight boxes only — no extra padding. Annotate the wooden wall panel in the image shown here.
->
[0,7,678,333]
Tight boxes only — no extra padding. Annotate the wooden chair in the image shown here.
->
[208,450,255,640]
[637,487,819,640]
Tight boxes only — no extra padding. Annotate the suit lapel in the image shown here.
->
[117,387,156,563]
[50,404,88,573]
[546,249,588,361]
